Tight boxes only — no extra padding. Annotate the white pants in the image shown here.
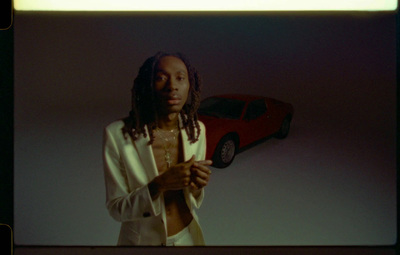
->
[166,220,195,246]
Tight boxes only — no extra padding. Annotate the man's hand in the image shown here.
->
[149,156,212,200]
[190,159,212,191]
[150,156,196,198]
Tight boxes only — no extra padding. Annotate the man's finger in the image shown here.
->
[183,155,196,166]
[195,160,213,166]
[192,176,208,188]
[191,168,211,180]
[190,182,199,190]
[192,163,212,175]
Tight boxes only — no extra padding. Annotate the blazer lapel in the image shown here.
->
[180,127,194,162]
[178,115,194,161]
[133,126,159,181]
[179,125,197,211]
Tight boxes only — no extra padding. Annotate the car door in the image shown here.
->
[241,99,274,145]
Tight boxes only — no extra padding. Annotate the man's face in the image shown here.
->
[154,56,190,115]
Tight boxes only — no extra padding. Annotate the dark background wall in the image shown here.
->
[12,11,396,245]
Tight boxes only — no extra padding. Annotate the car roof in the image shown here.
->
[209,94,266,103]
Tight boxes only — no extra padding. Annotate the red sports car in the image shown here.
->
[198,94,294,168]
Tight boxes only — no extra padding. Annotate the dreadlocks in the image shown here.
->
[122,52,202,145]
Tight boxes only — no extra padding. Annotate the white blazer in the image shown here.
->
[103,119,207,246]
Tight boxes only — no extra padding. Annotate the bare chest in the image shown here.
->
[151,131,193,235]
[151,131,183,174]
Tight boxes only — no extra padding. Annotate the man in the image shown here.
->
[103,52,212,246]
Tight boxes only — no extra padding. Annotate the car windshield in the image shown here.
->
[198,97,246,120]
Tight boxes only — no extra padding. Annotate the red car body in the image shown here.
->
[198,94,294,168]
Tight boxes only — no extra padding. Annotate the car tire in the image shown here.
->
[275,116,291,139]
[212,134,237,168]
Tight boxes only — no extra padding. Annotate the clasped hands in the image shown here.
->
[151,155,212,195]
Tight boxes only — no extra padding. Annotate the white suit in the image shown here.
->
[103,119,206,246]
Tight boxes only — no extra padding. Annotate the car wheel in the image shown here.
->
[275,116,291,139]
[212,135,237,168]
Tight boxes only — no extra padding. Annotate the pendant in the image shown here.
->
[165,151,172,168]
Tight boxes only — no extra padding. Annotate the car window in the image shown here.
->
[244,99,267,120]
[198,97,246,120]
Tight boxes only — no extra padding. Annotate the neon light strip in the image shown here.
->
[14,0,398,11]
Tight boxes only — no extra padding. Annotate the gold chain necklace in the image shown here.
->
[156,127,180,168]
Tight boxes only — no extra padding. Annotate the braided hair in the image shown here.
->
[122,52,202,145]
